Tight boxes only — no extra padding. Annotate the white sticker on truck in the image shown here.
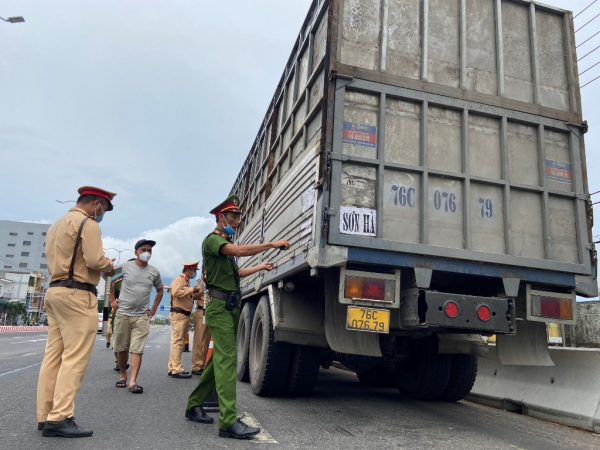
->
[302,187,315,213]
[340,206,376,237]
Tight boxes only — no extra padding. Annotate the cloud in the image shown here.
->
[102,216,216,280]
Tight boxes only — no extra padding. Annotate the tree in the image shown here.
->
[3,302,28,325]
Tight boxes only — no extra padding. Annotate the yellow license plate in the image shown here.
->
[346,306,390,334]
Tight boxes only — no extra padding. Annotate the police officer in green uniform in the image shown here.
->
[185,195,290,440]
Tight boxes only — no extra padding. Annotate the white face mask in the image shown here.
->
[139,252,151,263]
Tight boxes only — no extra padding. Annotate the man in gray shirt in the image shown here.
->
[111,239,163,393]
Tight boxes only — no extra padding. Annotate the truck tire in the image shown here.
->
[236,301,256,382]
[356,363,395,388]
[439,354,478,402]
[394,338,451,400]
[285,345,321,396]
[249,296,291,396]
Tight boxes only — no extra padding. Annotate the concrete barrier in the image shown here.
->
[467,345,600,433]
[0,326,48,333]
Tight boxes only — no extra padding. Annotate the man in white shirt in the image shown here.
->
[111,239,163,394]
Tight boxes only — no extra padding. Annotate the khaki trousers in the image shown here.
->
[168,312,190,374]
[37,287,98,422]
[192,309,211,371]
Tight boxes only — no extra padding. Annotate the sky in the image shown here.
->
[1,0,599,297]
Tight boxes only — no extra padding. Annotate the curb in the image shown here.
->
[0,326,49,333]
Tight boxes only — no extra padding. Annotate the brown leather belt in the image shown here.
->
[50,280,98,296]
[171,307,191,317]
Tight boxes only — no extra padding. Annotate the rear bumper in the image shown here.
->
[399,288,516,334]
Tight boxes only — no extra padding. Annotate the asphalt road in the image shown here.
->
[1,327,598,450]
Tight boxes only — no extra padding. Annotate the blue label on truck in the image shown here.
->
[343,122,377,148]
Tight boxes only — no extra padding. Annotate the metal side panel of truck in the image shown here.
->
[228,0,598,400]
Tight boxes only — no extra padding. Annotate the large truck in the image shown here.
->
[229,0,598,400]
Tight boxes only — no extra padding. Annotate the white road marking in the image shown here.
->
[240,412,277,444]
[11,339,47,344]
[21,352,37,357]
[0,362,42,377]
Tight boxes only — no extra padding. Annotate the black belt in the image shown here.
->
[208,288,237,302]
[171,307,191,316]
[50,280,98,296]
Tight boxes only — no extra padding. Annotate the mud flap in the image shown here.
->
[324,269,382,357]
[496,319,554,366]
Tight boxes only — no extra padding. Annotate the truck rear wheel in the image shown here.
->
[236,301,256,382]
[356,363,395,388]
[439,354,478,402]
[285,345,321,396]
[249,296,291,396]
[395,337,451,400]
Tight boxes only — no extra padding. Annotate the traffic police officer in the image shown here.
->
[168,261,202,378]
[37,186,116,438]
[184,194,290,440]
[191,277,211,376]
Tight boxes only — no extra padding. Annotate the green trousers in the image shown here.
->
[187,297,240,429]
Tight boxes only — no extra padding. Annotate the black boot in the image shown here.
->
[37,422,45,431]
[42,418,93,438]
[172,371,192,379]
[185,406,214,424]
[218,419,260,439]
[191,369,203,376]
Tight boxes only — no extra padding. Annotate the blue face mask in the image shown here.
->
[189,272,197,280]
[221,217,235,236]
[94,203,105,223]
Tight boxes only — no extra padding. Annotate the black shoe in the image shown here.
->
[218,419,260,439]
[171,371,192,379]
[42,418,93,438]
[185,406,214,424]
[106,342,110,348]
[114,363,129,372]
[38,422,45,431]
[168,372,172,376]
[191,369,203,376]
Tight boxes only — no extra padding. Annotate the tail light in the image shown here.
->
[532,295,573,320]
[344,276,394,302]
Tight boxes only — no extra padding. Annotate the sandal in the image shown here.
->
[129,384,143,394]
[115,380,127,388]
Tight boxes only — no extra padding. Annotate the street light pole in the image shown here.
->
[103,248,134,265]
[0,16,25,23]
[100,248,133,336]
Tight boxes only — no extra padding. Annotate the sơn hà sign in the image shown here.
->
[340,206,376,237]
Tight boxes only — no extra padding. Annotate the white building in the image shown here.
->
[0,220,51,287]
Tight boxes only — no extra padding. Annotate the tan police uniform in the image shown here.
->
[37,186,115,423]
[167,262,197,376]
[191,281,211,373]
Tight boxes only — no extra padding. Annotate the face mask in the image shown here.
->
[189,272,197,280]
[139,252,151,263]
[94,203,105,223]
[221,217,235,236]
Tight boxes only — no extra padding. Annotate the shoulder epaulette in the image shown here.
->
[213,230,228,239]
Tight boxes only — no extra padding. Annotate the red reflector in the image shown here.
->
[362,278,386,301]
[477,305,491,322]
[444,302,459,318]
